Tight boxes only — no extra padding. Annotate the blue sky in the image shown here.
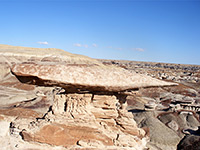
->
[0,0,200,65]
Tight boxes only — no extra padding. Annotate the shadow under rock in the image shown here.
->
[183,126,200,136]
[128,109,145,113]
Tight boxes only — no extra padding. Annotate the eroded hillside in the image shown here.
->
[99,59,200,150]
[0,44,199,150]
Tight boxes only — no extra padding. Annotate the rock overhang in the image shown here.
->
[1,44,178,93]
[1,44,190,150]
[11,63,178,93]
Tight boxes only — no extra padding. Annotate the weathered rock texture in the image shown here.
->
[20,93,148,149]
[1,44,199,150]
[0,44,100,65]
[0,44,175,150]
[11,63,176,92]
[101,59,200,150]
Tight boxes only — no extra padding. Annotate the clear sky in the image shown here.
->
[1,0,200,65]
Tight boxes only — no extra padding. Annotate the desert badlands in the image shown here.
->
[0,44,199,150]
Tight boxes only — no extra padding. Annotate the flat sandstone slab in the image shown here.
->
[12,63,177,92]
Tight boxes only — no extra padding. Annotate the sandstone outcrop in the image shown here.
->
[101,59,200,150]
[20,93,148,149]
[11,63,176,92]
[0,44,175,150]
[1,44,199,150]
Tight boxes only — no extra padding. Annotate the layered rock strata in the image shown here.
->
[20,93,148,149]
[0,44,179,150]
[11,63,176,92]
[99,59,200,150]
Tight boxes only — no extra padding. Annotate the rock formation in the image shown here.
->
[1,44,199,150]
[177,127,200,150]
[11,63,176,92]
[0,44,177,150]
[99,59,200,150]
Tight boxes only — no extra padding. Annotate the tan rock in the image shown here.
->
[0,44,176,93]
[0,44,102,65]
[0,120,12,150]
[52,94,66,114]
[0,84,37,107]
[0,115,4,120]
[12,63,177,92]
[21,123,113,148]
[92,95,119,109]
[0,120,10,137]
[20,93,148,149]
[0,44,186,150]
[91,108,118,119]
[0,65,10,80]
[0,108,40,119]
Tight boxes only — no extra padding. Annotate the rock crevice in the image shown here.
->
[20,91,148,149]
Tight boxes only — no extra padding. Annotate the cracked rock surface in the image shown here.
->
[1,44,199,150]
[0,44,171,150]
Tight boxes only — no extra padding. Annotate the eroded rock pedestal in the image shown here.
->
[0,44,178,150]
[20,92,148,149]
